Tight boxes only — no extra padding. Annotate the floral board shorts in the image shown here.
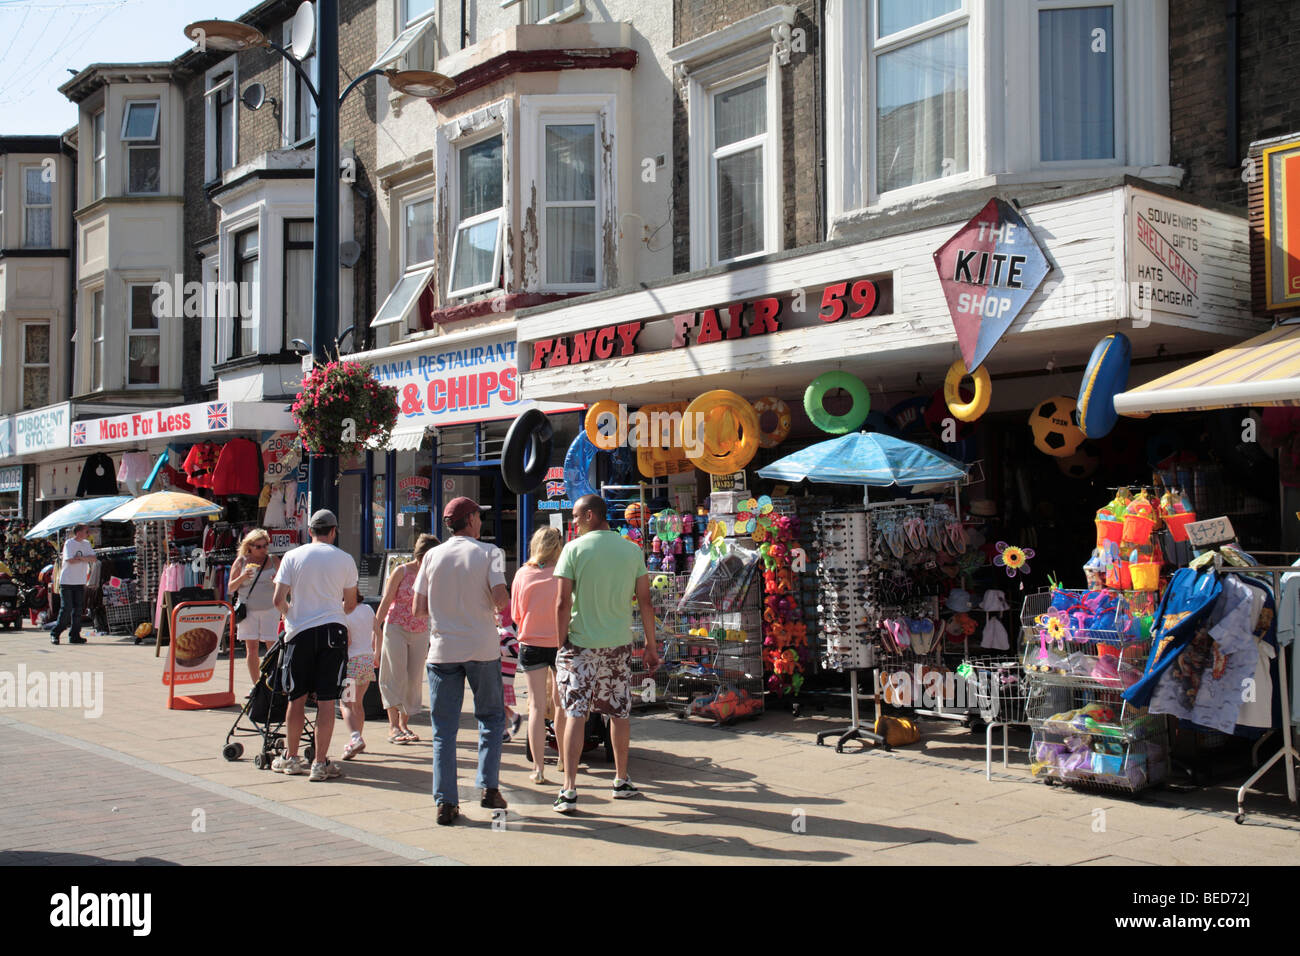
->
[346,654,375,683]
[556,644,632,720]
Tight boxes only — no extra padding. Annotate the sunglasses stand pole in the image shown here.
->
[816,656,886,752]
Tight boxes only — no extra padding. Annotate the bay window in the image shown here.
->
[22,166,52,248]
[872,0,969,195]
[447,133,504,298]
[1039,4,1115,162]
[92,110,106,200]
[127,284,160,386]
[90,289,104,392]
[231,228,259,359]
[543,122,598,287]
[122,100,161,195]
[283,219,313,352]
[21,322,50,410]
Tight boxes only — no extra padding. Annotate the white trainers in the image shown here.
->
[272,755,308,775]
[553,789,577,814]
[611,779,641,799]
[309,760,342,782]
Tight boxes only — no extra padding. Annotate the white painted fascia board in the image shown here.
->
[348,321,518,365]
[667,5,797,68]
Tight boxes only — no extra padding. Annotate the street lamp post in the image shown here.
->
[186,4,452,519]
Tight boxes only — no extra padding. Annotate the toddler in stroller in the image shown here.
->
[222,638,315,768]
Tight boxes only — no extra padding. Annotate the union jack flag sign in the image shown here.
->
[72,423,87,446]
[206,402,230,430]
[545,480,566,499]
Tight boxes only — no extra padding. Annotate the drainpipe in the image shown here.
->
[61,136,77,401]
[814,0,825,242]
[1224,0,1240,169]
[460,0,467,50]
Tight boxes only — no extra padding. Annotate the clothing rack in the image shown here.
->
[1222,555,1300,823]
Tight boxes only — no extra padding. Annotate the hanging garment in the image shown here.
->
[1124,568,1224,707]
[75,453,118,497]
[153,562,186,631]
[1146,575,1267,734]
[117,452,154,483]
[263,483,295,527]
[211,438,262,497]
[1237,635,1277,730]
[183,442,221,489]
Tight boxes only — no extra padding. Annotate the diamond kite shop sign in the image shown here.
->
[933,198,1051,372]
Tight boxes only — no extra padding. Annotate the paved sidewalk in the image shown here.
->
[3,628,1300,864]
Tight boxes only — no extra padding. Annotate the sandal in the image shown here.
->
[388,729,407,745]
[530,769,547,784]
[400,729,419,742]
[342,736,366,760]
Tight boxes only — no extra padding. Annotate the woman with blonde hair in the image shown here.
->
[511,526,566,784]
[229,529,282,684]
[374,533,438,744]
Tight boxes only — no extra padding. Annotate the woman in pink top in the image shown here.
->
[512,527,566,784]
[375,533,438,744]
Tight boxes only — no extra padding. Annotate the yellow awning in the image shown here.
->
[1113,323,1300,415]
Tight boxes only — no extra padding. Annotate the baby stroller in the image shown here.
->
[221,638,315,769]
[524,714,614,765]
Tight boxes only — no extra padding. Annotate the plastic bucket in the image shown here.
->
[1106,560,1133,590]
[1095,518,1124,547]
[1129,562,1160,591]
[1121,514,1157,543]
[1164,512,1197,542]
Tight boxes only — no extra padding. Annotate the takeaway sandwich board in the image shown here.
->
[164,601,235,710]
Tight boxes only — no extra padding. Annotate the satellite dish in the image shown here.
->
[339,240,361,268]
[241,82,266,111]
[290,1,316,60]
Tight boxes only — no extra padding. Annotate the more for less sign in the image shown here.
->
[527,276,891,370]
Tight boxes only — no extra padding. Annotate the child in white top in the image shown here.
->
[341,602,377,760]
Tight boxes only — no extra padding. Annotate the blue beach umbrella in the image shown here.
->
[25,495,134,539]
[757,432,967,487]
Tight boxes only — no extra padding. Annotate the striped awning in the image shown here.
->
[1113,323,1300,415]
[367,424,428,452]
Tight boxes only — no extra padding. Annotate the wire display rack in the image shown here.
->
[965,659,1030,778]
[1020,588,1169,793]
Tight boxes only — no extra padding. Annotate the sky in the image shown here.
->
[0,0,258,136]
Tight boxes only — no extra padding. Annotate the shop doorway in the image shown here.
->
[433,463,527,578]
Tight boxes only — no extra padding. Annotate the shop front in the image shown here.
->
[512,177,1300,797]
[350,325,582,589]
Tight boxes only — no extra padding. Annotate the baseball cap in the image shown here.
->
[309,509,338,530]
[443,496,488,524]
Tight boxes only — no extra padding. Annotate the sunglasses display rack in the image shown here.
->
[1020,590,1169,793]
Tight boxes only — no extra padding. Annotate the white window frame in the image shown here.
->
[436,103,513,301]
[21,165,53,249]
[520,94,615,292]
[20,321,50,411]
[825,0,1169,226]
[1031,0,1123,169]
[283,21,318,146]
[122,99,162,196]
[199,250,218,385]
[867,1,975,204]
[401,191,436,270]
[670,8,793,272]
[372,267,435,329]
[92,110,106,201]
[89,287,105,393]
[707,71,774,266]
[373,0,438,73]
[0,171,4,248]
[125,282,161,388]
[204,59,238,183]
[520,0,585,25]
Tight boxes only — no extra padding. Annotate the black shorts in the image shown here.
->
[519,643,558,673]
[281,623,348,701]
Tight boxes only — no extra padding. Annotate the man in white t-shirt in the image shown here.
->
[51,524,96,645]
[413,496,509,826]
[271,509,359,782]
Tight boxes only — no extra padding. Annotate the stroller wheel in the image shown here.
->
[222,743,242,761]
[304,746,315,763]
[525,734,533,762]
[253,753,268,770]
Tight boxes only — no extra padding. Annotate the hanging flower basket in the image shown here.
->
[291,360,400,457]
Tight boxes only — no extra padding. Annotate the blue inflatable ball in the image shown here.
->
[1077,333,1131,439]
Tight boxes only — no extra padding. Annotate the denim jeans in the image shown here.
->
[52,585,85,641]
[426,660,505,806]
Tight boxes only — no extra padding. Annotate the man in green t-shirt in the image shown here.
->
[552,494,659,813]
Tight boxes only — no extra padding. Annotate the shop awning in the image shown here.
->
[1113,323,1300,415]
[370,423,428,452]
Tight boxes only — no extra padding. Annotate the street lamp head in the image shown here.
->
[385,69,456,98]
[184,19,268,52]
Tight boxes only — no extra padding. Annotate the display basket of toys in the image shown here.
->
[1019,588,1150,690]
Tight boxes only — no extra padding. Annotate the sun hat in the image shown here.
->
[980,589,1009,612]
[945,588,973,613]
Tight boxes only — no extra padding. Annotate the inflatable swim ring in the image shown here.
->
[804,371,870,434]
[500,408,553,495]
[751,396,792,449]
[683,390,760,475]
[584,400,621,450]
[943,360,991,423]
